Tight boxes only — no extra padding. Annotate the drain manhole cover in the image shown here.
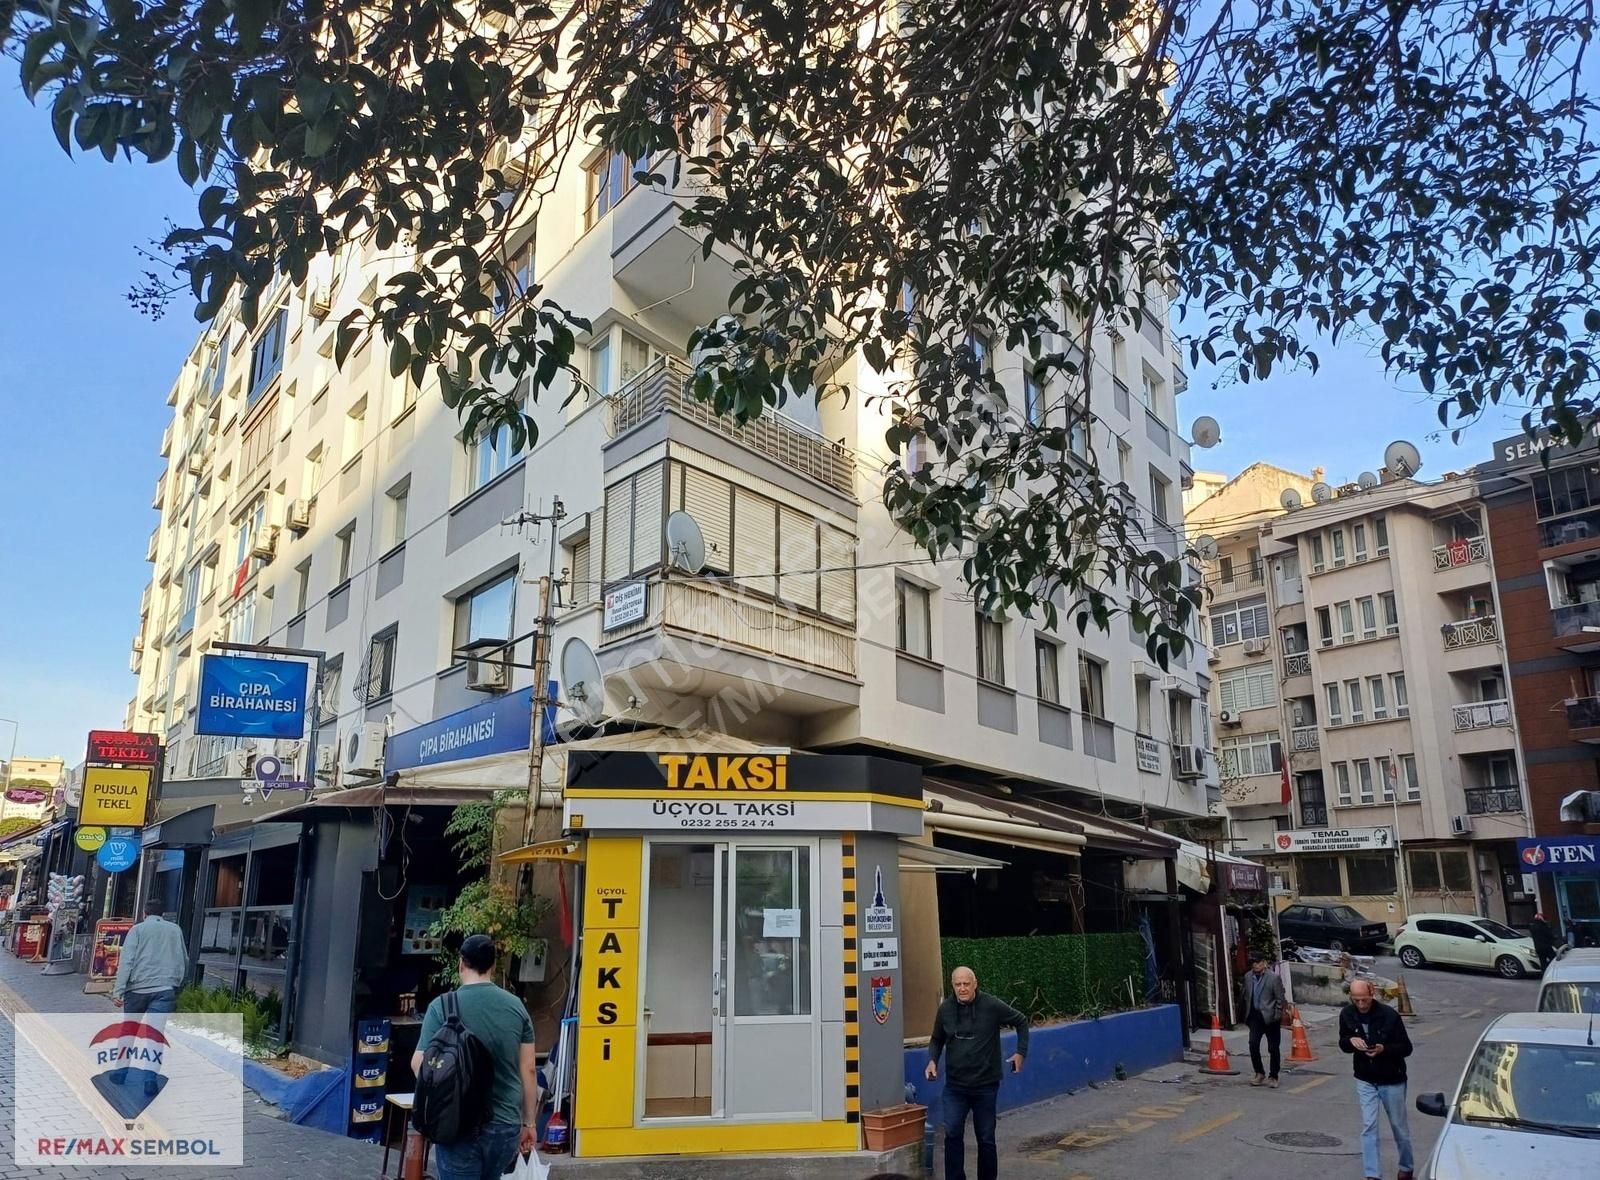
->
[1265,1131,1342,1148]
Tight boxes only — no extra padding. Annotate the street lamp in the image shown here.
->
[0,716,18,799]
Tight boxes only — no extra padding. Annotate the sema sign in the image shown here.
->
[196,655,308,739]
[1274,827,1393,853]
[78,767,153,828]
[1517,836,1600,872]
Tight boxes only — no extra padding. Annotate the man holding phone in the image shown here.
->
[925,966,1029,1180]
[1338,978,1415,1180]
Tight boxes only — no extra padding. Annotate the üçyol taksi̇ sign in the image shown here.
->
[77,766,153,828]
[1274,827,1393,853]
[196,653,309,740]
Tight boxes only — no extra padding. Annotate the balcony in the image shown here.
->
[596,574,858,716]
[160,421,174,457]
[1135,733,1161,774]
[146,529,159,562]
[1299,803,1329,827]
[1441,616,1498,650]
[608,170,745,334]
[1464,785,1523,816]
[609,357,854,497]
[1283,653,1311,678]
[1432,535,1487,570]
[1552,600,1600,652]
[1566,695,1600,742]
[1540,507,1600,550]
[1452,699,1511,732]
[1290,725,1320,751]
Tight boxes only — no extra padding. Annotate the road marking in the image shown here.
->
[1460,1008,1482,1018]
[1288,1075,1331,1094]
[1416,1024,1446,1037]
[1173,1110,1242,1143]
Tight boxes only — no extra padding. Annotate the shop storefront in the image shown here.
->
[561,749,922,1159]
[1518,835,1600,945]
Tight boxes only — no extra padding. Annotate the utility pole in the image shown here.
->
[522,497,566,845]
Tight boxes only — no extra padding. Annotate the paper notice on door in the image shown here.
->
[763,908,802,938]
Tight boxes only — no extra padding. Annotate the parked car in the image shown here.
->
[1413,1013,1600,1177]
[1276,902,1388,953]
[1537,946,1600,1013]
[1394,913,1542,978]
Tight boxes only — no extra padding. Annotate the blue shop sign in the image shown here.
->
[385,683,558,773]
[97,836,140,874]
[196,654,309,739]
[1517,836,1600,873]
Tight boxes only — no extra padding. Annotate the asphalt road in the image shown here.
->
[951,956,1547,1180]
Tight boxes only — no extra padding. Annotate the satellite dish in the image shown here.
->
[1195,534,1220,561]
[1357,471,1379,490]
[665,510,707,574]
[1311,482,1333,504]
[559,637,607,726]
[1280,488,1303,511]
[1385,439,1423,478]
[1191,416,1222,449]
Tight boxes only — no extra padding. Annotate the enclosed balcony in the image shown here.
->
[1567,695,1600,742]
[1553,599,1600,652]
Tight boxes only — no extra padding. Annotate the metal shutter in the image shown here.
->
[571,537,591,606]
[734,487,777,594]
[819,525,856,623]
[684,468,733,573]
[602,488,629,582]
[777,507,819,612]
[631,464,665,572]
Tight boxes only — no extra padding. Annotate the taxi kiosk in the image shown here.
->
[565,750,922,1158]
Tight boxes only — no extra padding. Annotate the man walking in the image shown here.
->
[411,935,539,1180]
[1530,912,1557,969]
[925,966,1029,1180]
[113,899,189,1016]
[1339,978,1415,1180]
[1244,950,1286,1087]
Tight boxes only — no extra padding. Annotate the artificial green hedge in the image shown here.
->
[940,933,1145,1021]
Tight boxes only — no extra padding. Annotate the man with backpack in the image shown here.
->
[411,934,539,1180]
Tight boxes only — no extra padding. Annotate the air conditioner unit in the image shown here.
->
[1243,638,1269,656]
[465,650,511,693]
[274,739,303,760]
[224,749,254,779]
[132,635,145,653]
[286,500,311,532]
[186,451,206,477]
[251,528,279,560]
[1207,650,1222,665]
[344,723,387,777]
[1450,814,1473,836]
[1218,710,1241,726]
[310,284,334,319]
[1174,746,1206,780]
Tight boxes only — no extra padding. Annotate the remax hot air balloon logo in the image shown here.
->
[88,1021,170,1120]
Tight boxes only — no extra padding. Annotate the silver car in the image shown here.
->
[1414,1013,1600,1178]
[1537,947,1600,1014]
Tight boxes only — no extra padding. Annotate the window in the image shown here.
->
[318,657,342,726]
[1023,370,1045,427]
[1346,854,1397,895]
[1141,367,1166,418]
[1316,606,1333,646]
[1148,469,1171,525]
[385,481,409,550]
[200,343,227,402]
[1219,555,1236,584]
[1374,516,1390,554]
[1401,753,1420,800]
[200,554,218,601]
[395,370,419,419]
[1368,675,1389,720]
[1300,857,1344,896]
[301,445,323,503]
[1377,755,1395,800]
[1380,591,1398,634]
[975,611,1006,684]
[1407,849,1441,892]
[1533,466,1600,517]
[1346,678,1365,723]
[293,560,311,616]
[1310,534,1326,571]
[1117,439,1132,485]
[965,328,992,375]
[343,397,367,464]
[1356,759,1375,802]
[179,564,200,634]
[1218,664,1276,713]
[335,523,355,585]
[619,329,661,386]
[467,418,518,492]
[1488,753,1517,787]
[247,307,288,403]
[1066,401,1089,460]
[1135,677,1153,734]
[364,626,398,703]
[565,536,593,607]
[1247,546,1262,581]
[1337,601,1355,643]
[731,847,812,1017]
[1219,732,1282,777]
[492,239,536,318]
[1441,851,1473,892]
[585,149,640,227]
[1035,639,1061,706]
[1331,529,1347,566]
[590,336,613,400]
[1078,655,1107,719]
[1392,673,1409,717]
[1324,682,1344,726]
[1334,761,1353,805]
[1358,596,1378,638]
[453,570,516,657]
[896,580,932,660]
[1168,692,1193,744]
[603,465,667,579]
[1209,594,1269,646]
[1353,523,1368,561]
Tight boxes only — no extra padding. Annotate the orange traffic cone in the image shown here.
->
[1199,1014,1239,1075]
[1288,1006,1317,1063]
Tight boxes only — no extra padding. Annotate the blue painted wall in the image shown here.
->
[906,1004,1183,1114]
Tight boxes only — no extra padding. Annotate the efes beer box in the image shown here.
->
[351,1092,385,1123]
[356,1017,391,1055]
[352,1053,388,1089]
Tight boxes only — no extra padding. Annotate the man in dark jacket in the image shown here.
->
[925,966,1029,1180]
[1244,951,1287,1087]
[1530,912,1556,969]
[1338,978,1415,1180]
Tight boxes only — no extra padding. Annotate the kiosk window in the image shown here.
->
[733,848,812,1018]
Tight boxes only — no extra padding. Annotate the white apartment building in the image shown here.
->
[1189,467,1531,924]
[125,137,1212,826]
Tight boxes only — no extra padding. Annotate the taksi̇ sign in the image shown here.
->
[1274,827,1393,853]
[78,767,153,828]
[1517,836,1600,873]
[196,654,309,739]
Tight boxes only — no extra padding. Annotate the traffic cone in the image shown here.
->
[1395,974,1416,1017]
[1288,1006,1317,1063]
[1199,1014,1239,1075]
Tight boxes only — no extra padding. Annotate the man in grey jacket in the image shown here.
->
[925,966,1029,1180]
[113,900,189,1015]
[1245,950,1287,1087]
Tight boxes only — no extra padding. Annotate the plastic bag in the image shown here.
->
[510,1150,550,1180]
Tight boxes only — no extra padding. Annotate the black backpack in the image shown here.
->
[413,991,496,1144]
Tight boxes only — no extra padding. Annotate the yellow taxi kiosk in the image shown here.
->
[565,749,923,1158]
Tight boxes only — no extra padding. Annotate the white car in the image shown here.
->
[1538,947,1600,1014]
[1393,913,1542,978]
[1414,1013,1600,1178]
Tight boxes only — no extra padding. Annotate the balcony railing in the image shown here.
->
[1290,725,1320,751]
[1299,803,1328,827]
[1135,733,1161,773]
[1452,699,1511,731]
[611,357,854,495]
[1464,785,1523,815]
[1283,653,1311,677]
[1432,535,1487,570]
[1441,616,1498,650]
[1552,599,1600,638]
[1567,695,1600,729]
[1540,508,1600,549]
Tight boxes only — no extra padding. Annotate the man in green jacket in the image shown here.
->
[924,966,1029,1180]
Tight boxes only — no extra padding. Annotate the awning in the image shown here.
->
[253,783,499,824]
[142,805,218,849]
[499,838,583,864]
[897,841,1007,873]
[1128,835,1259,895]
[0,823,45,851]
[924,785,1086,856]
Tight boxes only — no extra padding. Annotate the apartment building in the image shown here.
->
[1479,428,1600,937]
[1190,467,1531,924]
[124,139,1211,828]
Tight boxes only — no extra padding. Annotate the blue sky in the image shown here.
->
[0,85,1524,764]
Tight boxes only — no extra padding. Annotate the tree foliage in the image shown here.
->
[6,0,1597,654]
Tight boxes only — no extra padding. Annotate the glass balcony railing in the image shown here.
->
[1553,600,1600,638]
[1540,508,1600,549]
[1566,695,1600,729]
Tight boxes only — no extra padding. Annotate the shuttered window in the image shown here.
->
[819,525,855,623]
[602,492,629,582]
[682,467,733,573]
[569,536,592,606]
[601,462,667,581]
[734,487,777,593]
[777,506,819,611]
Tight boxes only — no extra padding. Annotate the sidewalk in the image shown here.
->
[0,943,380,1178]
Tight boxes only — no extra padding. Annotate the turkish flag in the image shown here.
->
[1281,761,1293,806]
[231,558,251,598]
